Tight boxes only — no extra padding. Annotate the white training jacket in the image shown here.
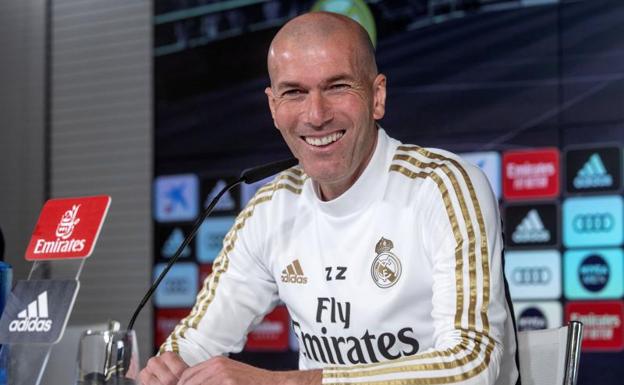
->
[162,129,520,385]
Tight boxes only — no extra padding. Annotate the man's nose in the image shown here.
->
[304,91,332,128]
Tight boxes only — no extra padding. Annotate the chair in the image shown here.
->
[517,321,583,385]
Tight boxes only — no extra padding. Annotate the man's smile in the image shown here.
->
[302,130,345,147]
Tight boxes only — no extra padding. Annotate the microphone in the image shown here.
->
[127,157,298,330]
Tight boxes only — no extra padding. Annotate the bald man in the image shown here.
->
[141,12,519,385]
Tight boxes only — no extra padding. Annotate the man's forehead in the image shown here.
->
[270,46,357,86]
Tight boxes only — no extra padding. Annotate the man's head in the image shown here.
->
[265,12,386,200]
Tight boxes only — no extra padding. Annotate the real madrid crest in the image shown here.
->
[371,237,402,288]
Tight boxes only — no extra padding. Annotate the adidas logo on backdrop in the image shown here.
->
[573,153,613,189]
[281,259,308,284]
[9,291,52,333]
[512,209,551,243]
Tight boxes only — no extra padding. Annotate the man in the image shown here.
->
[140,12,519,385]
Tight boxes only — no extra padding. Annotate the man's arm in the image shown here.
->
[320,151,515,385]
[176,356,321,385]
[140,353,322,385]
[159,190,281,365]
[140,184,290,384]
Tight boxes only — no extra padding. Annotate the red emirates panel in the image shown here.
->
[565,301,624,351]
[25,196,111,260]
[503,149,560,200]
[154,308,191,348]
[245,305,290,352]
[199,264,213,289]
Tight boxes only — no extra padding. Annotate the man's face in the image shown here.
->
[265,37,386,198]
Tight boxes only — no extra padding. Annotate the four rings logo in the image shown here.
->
[512,267,552,285]
[573,213,614,233]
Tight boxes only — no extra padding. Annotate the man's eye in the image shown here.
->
[282,89,303,97]
[330,83,350,90]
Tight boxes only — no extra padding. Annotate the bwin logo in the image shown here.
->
[518,307,547,331]
[9,291,52,333]
[512,267,551,285]
[573,153,613,189]
[573,213,614,233]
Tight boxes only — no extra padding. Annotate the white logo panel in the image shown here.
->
[505,250,561,300]
[459,151,501,199]
[154,174,199,222]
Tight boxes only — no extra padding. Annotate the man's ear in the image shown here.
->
[372,74,386,120]
[265,87,278,128]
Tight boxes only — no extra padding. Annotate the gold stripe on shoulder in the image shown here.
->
[288,166,305,176]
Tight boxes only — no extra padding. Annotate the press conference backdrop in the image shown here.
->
[153,0,624,383]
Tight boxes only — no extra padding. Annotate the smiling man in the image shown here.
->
[140,12,520,385]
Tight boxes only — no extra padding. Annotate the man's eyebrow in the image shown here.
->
[324,74,355,84]
[275,74,357,91]
[275,81,303,91]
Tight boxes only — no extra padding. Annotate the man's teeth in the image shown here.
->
[304,132,344,147]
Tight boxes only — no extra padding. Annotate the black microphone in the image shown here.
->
[127,157,298,330]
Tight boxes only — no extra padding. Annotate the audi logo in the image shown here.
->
[512,267,552,285]
[572,213,614,232]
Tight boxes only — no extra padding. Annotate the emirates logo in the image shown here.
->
[55,205,81,239]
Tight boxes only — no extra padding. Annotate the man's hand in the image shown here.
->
[178,356,321,385]
[139,351,189,385]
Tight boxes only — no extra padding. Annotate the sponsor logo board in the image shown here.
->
[154,174,199,222]
[202,178,240,215]
[245,305,290,351]
[566,301,624,351]
[196,217,235,263]
[564,248,624,299]
[504,203,558,248]
[0,280,78,344]
[563,196,623,248]
[505,250,561,300]
[25,196,111,260]
[565,146,621,194]
[503,149,559,200]
[154,308,191,348]
[153,263,198,308]
[459,151,502,200]
[156,225,193,260]
[514,301,562,331]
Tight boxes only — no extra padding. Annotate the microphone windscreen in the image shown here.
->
[240,158,298,184]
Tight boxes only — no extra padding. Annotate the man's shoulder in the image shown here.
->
[242,165,309,211]
[388,141,477,179]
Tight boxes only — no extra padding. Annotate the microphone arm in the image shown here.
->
[127,157,297,330]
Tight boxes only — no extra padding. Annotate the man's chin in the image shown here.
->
[300,163,345,182]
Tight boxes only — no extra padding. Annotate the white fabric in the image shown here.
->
[162,129,519,385]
